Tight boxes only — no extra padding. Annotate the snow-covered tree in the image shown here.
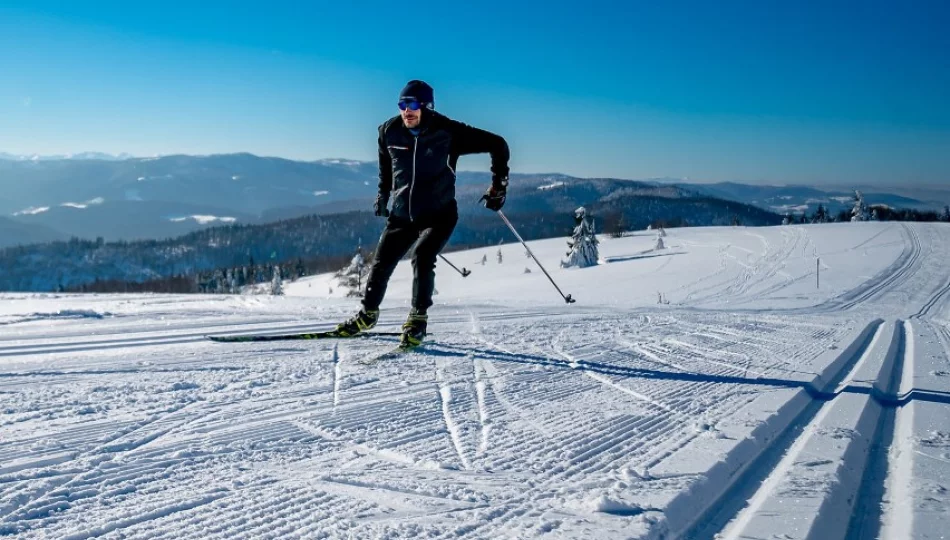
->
[870,208,879,221]
[562,206,600,268]
[336,248,366,297]
[481,254,487,265]
[851,190,869,222]
[942,205,949,222]
[655,235,665,250]
[270,266,283,295]
[658,227,666,237]
[812,204,828,224]
[497,249,503,264]
[225,268,235,293]
[782,213,791,226]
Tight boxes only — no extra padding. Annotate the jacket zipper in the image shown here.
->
[409,135,418,220]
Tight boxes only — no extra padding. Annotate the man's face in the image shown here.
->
[399,100,423,129]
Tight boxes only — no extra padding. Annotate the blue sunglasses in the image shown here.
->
[398,100,424,111]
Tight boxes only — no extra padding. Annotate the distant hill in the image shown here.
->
[0,216,66,248]
[3,152,942,244]
[675,181,949,216]
[0,175,778,291]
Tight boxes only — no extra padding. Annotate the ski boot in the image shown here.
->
[400,309,428,348]
[334,308,379,337]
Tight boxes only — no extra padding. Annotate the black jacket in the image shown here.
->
[378,110,509,222]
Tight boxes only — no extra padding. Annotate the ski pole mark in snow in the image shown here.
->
[473,359,491,457]
[332,343,341,408]
[551,330,683,417]
[436,360,472,470]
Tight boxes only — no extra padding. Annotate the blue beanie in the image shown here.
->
[399,80,434,109]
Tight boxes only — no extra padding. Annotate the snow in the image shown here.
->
[60,197,105,209]
[538,181,565,191]
[1,222,948,538]
[168,215,237,225]
[770,203,811,213]
[12,206,50,216]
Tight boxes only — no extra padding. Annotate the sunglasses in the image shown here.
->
[398,100,423,111]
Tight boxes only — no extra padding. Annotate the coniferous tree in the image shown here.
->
[562,207,600,268]
[336,247,366,297]
[851,190,869,222]
[270,266,283,295]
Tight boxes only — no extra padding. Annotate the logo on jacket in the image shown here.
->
[388,145,409,151]
[425,148,434,156]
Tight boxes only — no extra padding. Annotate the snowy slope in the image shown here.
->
[1,222,948,539]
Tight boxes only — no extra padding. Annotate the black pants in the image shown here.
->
[362,210,459,313]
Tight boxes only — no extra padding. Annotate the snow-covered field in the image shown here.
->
[1,222,948,539]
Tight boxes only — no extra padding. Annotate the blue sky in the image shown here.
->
[1,1,948,185]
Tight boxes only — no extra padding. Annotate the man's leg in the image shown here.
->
[362,217,418,311]
[410,212,459,313]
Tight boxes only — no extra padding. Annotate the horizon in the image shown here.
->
[3,150,949,190]
[1,2,948,186]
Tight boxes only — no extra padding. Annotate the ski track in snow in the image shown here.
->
[1,222,948,538]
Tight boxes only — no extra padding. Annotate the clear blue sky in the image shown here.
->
[1,1,948,185]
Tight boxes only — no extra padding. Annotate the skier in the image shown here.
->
[334,80,510,347]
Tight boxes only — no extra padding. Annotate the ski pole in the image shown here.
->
[496,210,575,304]
[438,254,471,277]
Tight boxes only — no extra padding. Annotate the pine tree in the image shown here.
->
[562,207,600,268]
[942,205,950,222]
[851,190,869,222]
[336,248,366,297]
[270,266,283,295]
[813,204,828,223]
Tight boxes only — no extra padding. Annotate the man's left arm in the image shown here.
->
[450,120,510,180]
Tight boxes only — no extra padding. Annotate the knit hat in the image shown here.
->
[399,80,434,109]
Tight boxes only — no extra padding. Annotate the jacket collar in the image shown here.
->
[398,109,445,137]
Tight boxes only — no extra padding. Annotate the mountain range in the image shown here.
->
[1,152,947,249]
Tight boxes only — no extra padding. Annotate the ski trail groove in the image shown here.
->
[682,319,885,540]
[829,224,921,312]
[705,319,908,540]
[0,320,342,357]
[847,319,911,539]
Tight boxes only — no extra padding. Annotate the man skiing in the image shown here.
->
[335,80,510,348]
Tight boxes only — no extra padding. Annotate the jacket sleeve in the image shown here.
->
[377,124,392,196]
[450,120,510,180]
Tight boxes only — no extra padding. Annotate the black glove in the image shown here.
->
[480,176,508,212]
[374,193,390,217]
